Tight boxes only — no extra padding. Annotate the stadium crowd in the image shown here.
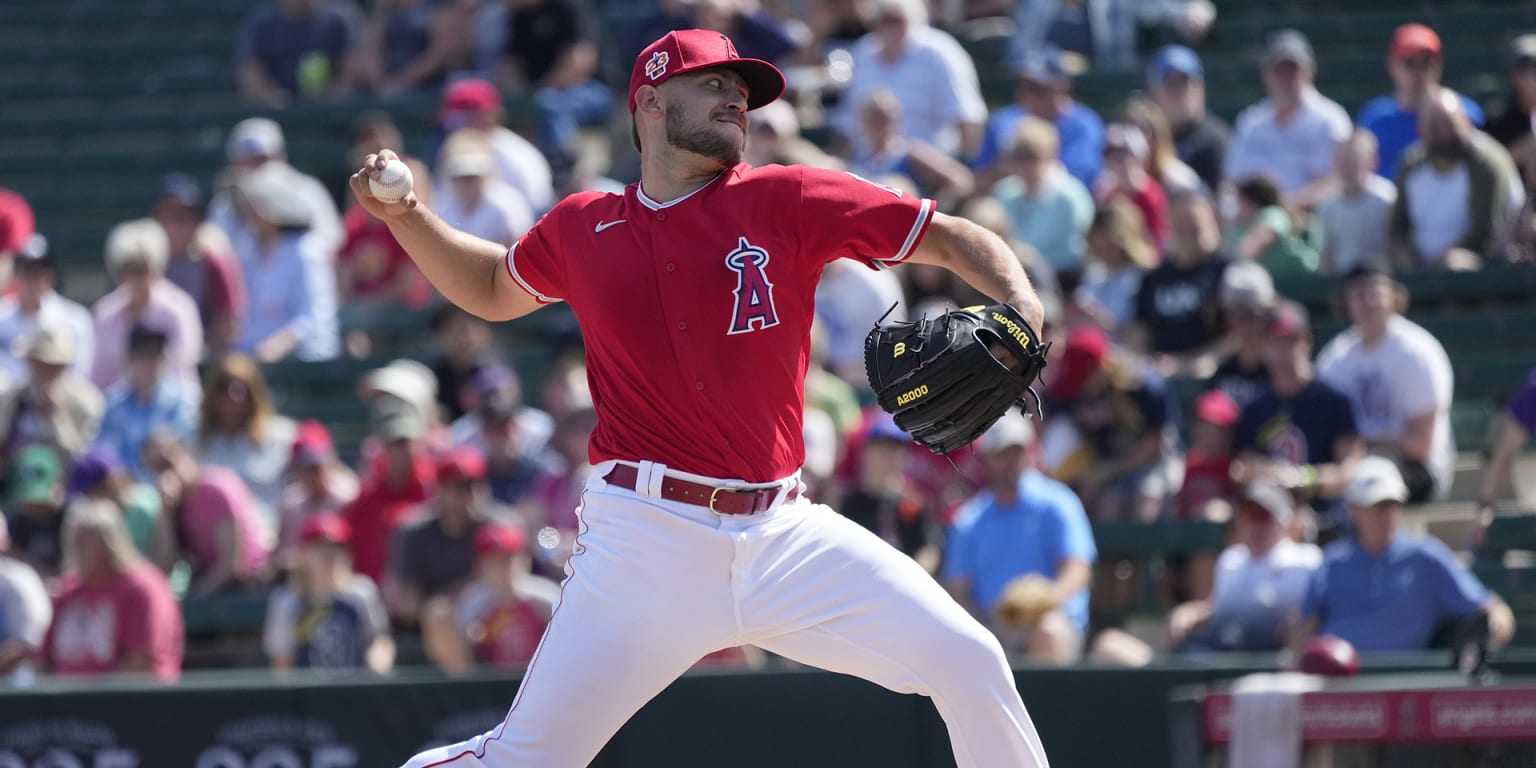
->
[2,0,1536,684]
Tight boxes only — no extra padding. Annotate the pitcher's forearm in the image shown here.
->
[388,205,540,322]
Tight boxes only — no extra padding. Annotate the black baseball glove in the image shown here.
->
[863,303,1049,455]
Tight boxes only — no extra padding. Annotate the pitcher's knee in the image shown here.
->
[926,622,1014,694]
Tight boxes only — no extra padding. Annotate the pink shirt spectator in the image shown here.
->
[178,466,271,580]
[90,280,204,390]
[43,563,184,682]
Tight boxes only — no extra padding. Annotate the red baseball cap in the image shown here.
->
[473,522,527,557]
[0,189,35,254]
[436,446,488,485]
[1194,389,1240,427]
[1046,326,1109,402]
[300,513,352,546]
[290,419,335,467]
[628,29,785,113]
[1390,24,1441,61]
[440,78,501,123]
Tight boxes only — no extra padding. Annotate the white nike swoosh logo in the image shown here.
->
[595,219,627,232]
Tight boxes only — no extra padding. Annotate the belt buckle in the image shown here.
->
[708,484,772,515]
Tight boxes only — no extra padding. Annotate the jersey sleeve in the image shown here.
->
[504,207,568,305]
[797,167,936,271]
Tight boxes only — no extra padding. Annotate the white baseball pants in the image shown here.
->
[401,460,1049,768]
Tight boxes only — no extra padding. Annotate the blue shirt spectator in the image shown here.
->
[1358,92,1485,182]
[236,0,360,106]
[945,441,1097,633]
[98,376,199,481]
[978,103,1104,189]
[235,231,339,362]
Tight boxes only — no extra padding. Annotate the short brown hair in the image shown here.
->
[1007,117,1059,163]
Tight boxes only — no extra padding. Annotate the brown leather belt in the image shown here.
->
[603,463,797,515]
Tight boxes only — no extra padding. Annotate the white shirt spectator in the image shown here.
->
[1316,314,1456,495]
[489,129,555,214]
[836,26,987,158]
[815,260,907,380]
[1404,163,1472,264]
[1225,88,1352,195]
[0,292,94,382]
[435,179,534,247]
[1204,538,1321,649]
[1313,174,1396,273]
[0,553,51,684]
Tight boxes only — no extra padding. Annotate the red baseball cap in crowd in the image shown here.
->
[474,522,527,558]
[436,446,488,485]
[0,189,35,254]
[439,78,501,123]
[290,419,336,468]
[301,513,352,546]
[1391,24,1442,61]
[629,29,786,112]
[1268,299,1312,339]
[1193,389,1240,427]
[1046,326,1109,402]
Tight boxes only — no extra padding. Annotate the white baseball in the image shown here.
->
[369,159,414,204]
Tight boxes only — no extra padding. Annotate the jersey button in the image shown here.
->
[666,263,676,272]
[657,212,667,222]
[677,321,687,331]
[695,381,705,391]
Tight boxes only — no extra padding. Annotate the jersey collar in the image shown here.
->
[635,167,735,211]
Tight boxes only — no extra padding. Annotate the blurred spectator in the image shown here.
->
[801,405,839,504]
[840,415,940,573]
[1177,390,1239,522]
[0,190,35,297]
[1477,366,1536,546]
[1146,45,1227,194]
[436,79,555,212]
[66,445,161,561]
[339,122,435,321]
[1388,87,1523,272]
[805,0,873,60]
[196,355,299,527]
[0,235,93,381]
[1041,326,1182,521]
[804,321,862,439]
[1293,457,1514,652]
[524,405,596,575]
[945,412,1094,665]
[91,220,203,392]
[1488,35,1536,177]
[1131,188,1229,377]
[1317,267,1454,504]
[478,392,555,506]
[1095,123,1167,246]
[449,365,555,460]
[42,500,182,682]
[345,402,435,583]
[264,514,393,672]
[958,197,1062,311]
[496,0,614,174]
[431,307,497,422]
[815,260,906,385]
[361,358,444,442]
[208,118,345,259]
[850,90,975,210]
[976,51,1103,189]
[230,165,342,363]
[149,175,246,358]
[236,0,361,107]
[143,430,270,598]
[385,447,493,622]
[1171,482,1319,653]
[0,326,104,463]
[1234,300,1364,537]
[992,117,1095,276]
[1010,0,1214,74]
[1358,25,1486,184]
[632,0,800,66]
[1224,30,1351,210]
[744,101,845,171]
[1071,198,1153,340]
[274,420,360,571]
[354,0,471,97]
[1207,260,1276,409]
[834,0,986,159]
[0,514,51,682]
[1120,96,1203,197]
[434,132,535,245]
[95,327,199,481]
[5,444,69,578]
[1228,176,1319,275]
[1312,130,1397,275]
[422,521,557,674]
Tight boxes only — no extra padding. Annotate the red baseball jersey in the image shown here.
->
[506,164,935,482]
